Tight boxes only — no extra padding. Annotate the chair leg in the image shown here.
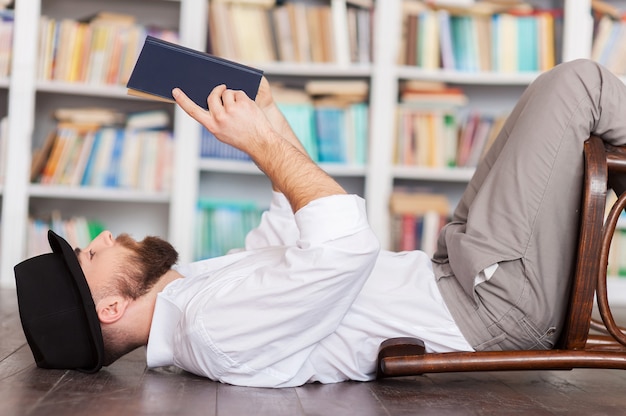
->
[376,338,425,378]
[377,349,626,378]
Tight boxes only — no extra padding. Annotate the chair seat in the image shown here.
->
[377,137,626,379]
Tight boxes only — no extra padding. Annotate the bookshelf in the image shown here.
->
[2,0,626,309]
[0,0,206,284]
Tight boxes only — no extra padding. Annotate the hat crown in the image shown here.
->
[14,231,104,372]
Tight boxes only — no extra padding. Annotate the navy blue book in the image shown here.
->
[126,36,263,108]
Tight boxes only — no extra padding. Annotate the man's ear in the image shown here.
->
[95,296,130,324]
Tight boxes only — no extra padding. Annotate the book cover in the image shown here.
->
[517,15,538,72]
[54,128,82,184]
[438,9,455,70]
[40,129,70,184]
[80,129,102,186]
[315,107,346,163]
[90,127,116,187]
[105,128,125,187]
[277,103,318,161]
[70,130,96,186]
[126,35,263,108]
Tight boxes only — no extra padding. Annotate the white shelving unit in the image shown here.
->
[3,0,626,308]
[0,0,198,284]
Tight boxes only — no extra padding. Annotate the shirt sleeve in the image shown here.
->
[178,194,381,387]
[243,191,300,249]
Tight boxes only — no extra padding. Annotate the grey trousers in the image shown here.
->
[433,59,626,351]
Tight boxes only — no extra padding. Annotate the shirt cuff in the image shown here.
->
[270,191,293,215]
[295,194,369,244]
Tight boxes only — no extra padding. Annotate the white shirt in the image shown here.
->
[147,193,472,388]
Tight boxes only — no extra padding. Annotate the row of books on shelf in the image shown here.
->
[389,189,450,257]
[395,104,506,169]
[208,0,372,64]
[26,213,106,258]
[30,108,174,191]
[201,81,369,165]
[37,11,179,86]
[400,2,561,72]
[193,199,265,260]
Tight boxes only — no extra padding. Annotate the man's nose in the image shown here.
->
[95,230,114,246]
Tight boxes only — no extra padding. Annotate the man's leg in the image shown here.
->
[434,59,626,350]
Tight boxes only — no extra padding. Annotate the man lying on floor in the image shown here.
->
[14,59,626,387]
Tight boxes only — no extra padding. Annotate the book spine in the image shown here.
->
[315,107,346,163]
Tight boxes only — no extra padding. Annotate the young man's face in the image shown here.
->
[75,231,133,299]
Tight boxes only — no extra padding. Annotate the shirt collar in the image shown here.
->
[146,289,182,368]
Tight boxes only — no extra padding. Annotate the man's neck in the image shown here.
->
[154,268,184,292]
[127,269,184,346]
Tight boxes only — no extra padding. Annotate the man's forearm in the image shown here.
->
[249,129,346,213]
[262,103,310,158]
[261,103,314,193]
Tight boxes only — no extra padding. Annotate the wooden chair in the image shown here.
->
[377,136,626,378]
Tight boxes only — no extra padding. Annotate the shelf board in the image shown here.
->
[396,67,540,85]
[392,165,475,182]
[35,80,173,102]
[29,184,170,203]
[198,158,260,174]
[258,62,372,77]
[198,158,367,177]
[33,63,373,99]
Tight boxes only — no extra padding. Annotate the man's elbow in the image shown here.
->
[355,228,381,261]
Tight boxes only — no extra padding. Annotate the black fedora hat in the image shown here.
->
[14,230,104,373]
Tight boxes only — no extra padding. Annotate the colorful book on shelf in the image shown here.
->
[70,131,96,186]
[517,15,538,72]
[200,128,251,161]
[315,107,346,163]
[348,5,372,64]
[418,9,440,69]
[277,103,318,161]
[105,129,125,187]
[80,129,103,186]
[272,5,296,62]
[438,9,455,70]
[126,35,264,108]
[349,102,369,165]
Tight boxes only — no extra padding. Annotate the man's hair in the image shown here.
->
[100,234,179,366]
[114,234,179,300]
